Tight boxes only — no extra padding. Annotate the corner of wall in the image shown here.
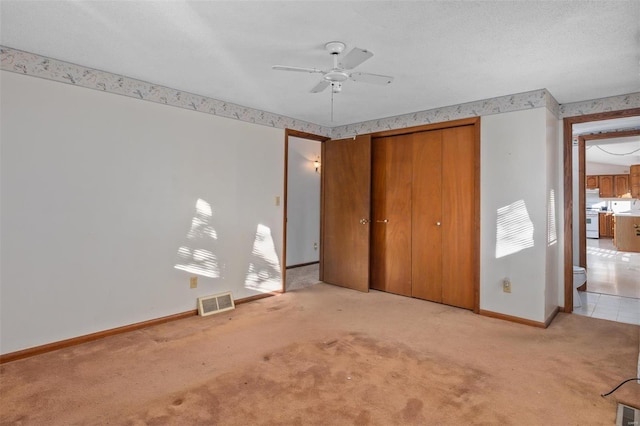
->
[543,89,561,120]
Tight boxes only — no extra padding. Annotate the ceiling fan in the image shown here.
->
[272,41,394,94]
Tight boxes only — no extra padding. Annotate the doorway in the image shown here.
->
[578,129,640,299]
[563,108,640,316]
[282,130,329,292]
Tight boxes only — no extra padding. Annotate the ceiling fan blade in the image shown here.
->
[310,80,330,93]
[339,48,373,70]
[350,72,394,85]
[272,65,323,73]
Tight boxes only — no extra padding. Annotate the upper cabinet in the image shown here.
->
[598,175,614,197]
[586,173,632,198]
[614,174,630,197]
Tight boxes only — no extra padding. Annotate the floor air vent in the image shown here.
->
[617,403,639,426]
[197,292,235,317]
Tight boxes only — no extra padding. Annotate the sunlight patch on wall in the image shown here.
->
[496,199,535,259]
[245,224,282,293]
[175,198,220,278]
[547,189,557,246]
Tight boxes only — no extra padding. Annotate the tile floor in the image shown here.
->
[585,238,640,299]
[574,291,640,325]
[574,238,640,325]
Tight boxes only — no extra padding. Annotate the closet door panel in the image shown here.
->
[370,137,387,292]
[371,135,412,296]
[441,126,475,309]
[411,130,443,302]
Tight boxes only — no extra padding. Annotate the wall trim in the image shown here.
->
[4,46,637,141]
[560,92,640,119]
[544,306,560,328]
[0,45,332,137]
[286,261,320,269]
[0,292,279,364]
[479,309,548,328]
[331,89,552,138]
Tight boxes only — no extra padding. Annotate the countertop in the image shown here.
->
[613,211,640,217]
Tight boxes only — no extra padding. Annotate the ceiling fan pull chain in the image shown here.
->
[331,85,334,122]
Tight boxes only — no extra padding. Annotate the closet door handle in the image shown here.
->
[359,218,369,225]
[436,222,441,226]
[376,219,389,223]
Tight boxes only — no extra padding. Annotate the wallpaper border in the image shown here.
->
[330,90,640,138]
[0,46,332,137]
[559,92,640,118]
[332,89,561,138]
[2,45,638,139]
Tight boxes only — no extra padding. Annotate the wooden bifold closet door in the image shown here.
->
[370,134,412,296]
[371,125,476,309]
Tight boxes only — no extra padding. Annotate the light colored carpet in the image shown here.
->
[1,283,638,425]
[286,263,320,291]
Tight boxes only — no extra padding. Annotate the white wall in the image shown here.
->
[544,110,561,320]
[585,162,631,175]
[286,137,321,266]
[480,108,549,322]
[0,71,284,354]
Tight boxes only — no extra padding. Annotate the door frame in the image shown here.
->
[562,108,640,312]
[369,117,481,313]
[282,129,330,292]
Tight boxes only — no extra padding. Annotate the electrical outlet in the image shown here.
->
[275,196,280,206]
[190,276,198,289]
[503,278,511,293]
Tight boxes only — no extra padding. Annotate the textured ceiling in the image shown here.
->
[1,1,639,127]
[586,138,640,167]
[574,117,640,167]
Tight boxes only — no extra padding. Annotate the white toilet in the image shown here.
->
[573,266,587,308]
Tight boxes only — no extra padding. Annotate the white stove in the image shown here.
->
[586,209,599,239]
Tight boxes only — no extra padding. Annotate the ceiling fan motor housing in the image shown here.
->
[325,41,346,55]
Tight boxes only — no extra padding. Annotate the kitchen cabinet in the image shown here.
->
[630,165,640,199]
[614,214,640,253]
[598,175,614,198]
[587,173,632,198]
[598,212,614,238]
[614,175,630,197]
